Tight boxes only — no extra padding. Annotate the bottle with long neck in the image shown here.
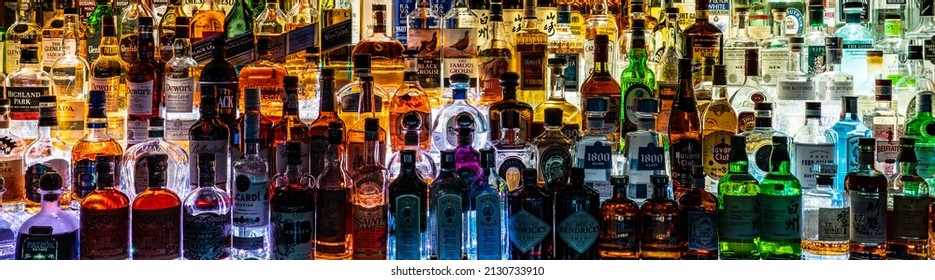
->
[862,79,902,180]
[668,58,702,197]
[580,34,621,138]
[51,8,90,146]
[23,96,70,213]
[758,8,790,87]
[189,85,232,192]
[127,17,162,147]
[723,6,758,87]
[845,138,888,260]
[583,0,618,77]
[830,96,871,184]
[231,104,271,260]
[468,148,508,260]
[89,16,126,141]
[273,76,310,175]
[547,4,584,97]
[896,46,934,118]
[477,3,514,102]
[308,69,342,177]
[164,17,199,149]
[803,0,828,75]
[428,150,468,260]
[757,136,802,260]
[620,18,656,136]
[15,172,80,260]
[731,49,770,133]
[71,90,124,209]
[314,122,353,260]
[270,142,315,260]
[718,135,761,259]
[701,65,736,186]
[352,118,389,260]
[200,37,241,135]
[816,37,854,126]
[886,137,929,260]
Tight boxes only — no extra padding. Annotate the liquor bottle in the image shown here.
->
[791,102,835,189]
[71,90,124,208]
[468,148,508,260]
[906,0,935,80]
[347,99,387,178]
[163,17,198,148]
[15,172,79,260]
[736,102,782,181]
[89,16,127,142]
[432,85,488,151]
[886,137,929,259]
[845,137,888,259]
[353,4,405,94]
[574,97,615,201]
[285,0,317,74]
[4,41,50,142]
[387,127,437,182]
[269,142,314,260]
[23,96,69,212]
[40,0,67,73]
[155,0,183,62]
[120,117,188,199]
[454,127,481,186]
[597,176,639,259]
[701,65,736,186]
[905,93,935,186]
[131,154,182,260]
[493,110,537,186]
[314,122,353,260]
[547,5,584,97]
[653,7,681,82]
[862,79,902,180]
[118,0,153,64]
[319,0,354,89]
[183,153,233,260]
[190,0,225,43]
[407,0,442,98]
[758,136,802,260]
[510,0,548,107]
[731,49,770,133]
[272,76,310,174]
[876,15,903,82]
[299,47,322,123]
[0,103,24,212]
[238,38,287,122]
[682,0,722,81]
[583,1,617,78]
[255,0,286,43]
[679,166,718,259]
[834,2,873,86]
[233,88,275,177]
[669,58,702,197]
[830,96,871,184]
[336,54,390,129]
[640,175,681,259]
[534,108,574,186]
[854,51,884,114]
[622,98,668,203]
[502,0,523,38]
[759,8,790,87]
[231,92,272,260]
[429,150,469,260]
[79,155,130,260]
[126,17,161,147]
[351,119,389,260]
[694,57,716,113]
[51,9,90,146]
[488,72,534,143]
[309,69,343,177]
[199,38,240,146]
[388,150,429,260]
[580,34,621,137]
[774,36,814,135]
[619,19,655,135]
[390,50,432,152]
[722,6,758,86]
[477,3,513,101]
[225,0,255,39]
[532,57,582,139]
[803,0,829,76]
[815,37,853,125]
[896,46,932,118]
[765,0,803,35]
[507,168,553,260]
[801,164,849,260]
[5,0,41,74]
[441,0,479,91]
[553,168,600,260]
[189,85,231,191]
[717,135,760,259]
[0,177,16,260]
[395,0,416,44]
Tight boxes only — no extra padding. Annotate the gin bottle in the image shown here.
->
[23,96,69,212]
[182,154,233,260]
[775,36,816,136]
[468,148,508,260]
[231,110,271,260]
[758,136,802,260]
[554,168,601,260]
[701,65,736,188]
[830,96,871,184]
[895,46,933,118]
[718,135,761,260]
[131,154,182,260]
[731,49,771,133]
[387,128,438,182]
[833,2,874,85]
[120,117,189,199]
[640,175,682,260]
[802,164,849,260]
[534,108,575,186]
[576,97,616,202]
[906,0,935,80]
[723,7,758,86]
[759,8,790,87]
[15,172,79,260]
[494,110,537,185]
[388,150,430,260]
[815,37,854,126]
[428,150,469,260]
[904,92,935,186]
[792,102,836,189]
[862,79,903,180]
[886,137,930,260]
[598,176,639,259]
[845,138,888,260]
[802,0,829,76]
[454,127,482,186]
[623,98,669,204]
[507,168,553,260]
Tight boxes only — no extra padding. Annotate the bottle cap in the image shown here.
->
[805,102,821,118]
[814,164,835,185]
[754,102,773,111]
[489,3,503,18]
[452,88,467,100]
[808,0,823,6]
[89,90,106,108]
[610,175,629,187]
[713,65,727,86]
[39,172,63,191]
[365,118,379,133]
[900,137,915,147]
[630,0,644,13]
[885,14,901,20]
[284,76,299,87]
[354,53,372,70]
[328,122,344,144]
[650,175,668,187]
[789,36,804,44]
[631,18,645,30]
[360,76,374,82]
[744,48,759,60]
[772,135,788,144]
[38,95,57,127]
[909,45,924,60]
[637,98,658,114]
[450,74,470,85]
[404,130,419,145]
[499,72,520,89]
[522,168,538,186]
[858,137,875,146]
[149,116,165,127]
[138,16,153,26]
[245,88,261,109]
[771,7,787,13]
[548,57,567,66]
[544,108,563,127]
[373,3,386,11]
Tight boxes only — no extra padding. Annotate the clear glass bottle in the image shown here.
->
[895,46,933,118]
[89,16,128,142]
[533,108,575,186]
[731,48,771,133]
[548,4,585,99]
[623,98,669,204]
[0,180,21,260]
[163,17,199,149]
[4,41,51,141]
[254,0,287,42]
[759,8,790,87]
[803,0,829,76]
[834,2,874,85]
[722,6,759,86]
[862,79,903,180]
[905,0,935,80]
[738,102,787,181]
[493,110,537,185]
[120,117,189,200]
[51,9,91,146]
[4,0,42,74]
[386,129,437,182]
[351,119,389,260]
[801,164,849,260]
[182,153,233,260]
[774,36,816,136]
[531,57,582,139]
[22,96,70,213]
[155,0,184,62]
[815,37,854,127]
[431,86,488,151]
[583,0,618,77]
[876,15,904,83]
[791,102,836,189]
[572,96,612,201]
[335,54,390,129]
[14,172,79,260]
[886,137,930,260]
[468,148,508,260]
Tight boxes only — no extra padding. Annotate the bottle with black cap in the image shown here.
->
[577,97,616,202]
[15,172,80,260]
[886,137,929,260]
[739,102,788,181]
[189,84,231,192]
[121,117,187,199]
[829,95,870,183]
[731,48,770,133]
[507,168,553,260]
[554,167,600,260]
[131,154,183,260]
[862,79,902,180]
[791,101,835,189]
[802,0,828,76]
[347,77,388,176]
[239,36,288,121]
[273,76,310,174]
[581,34,621,136]
[164,16,199,148]
[493,109,537,182]
[80,154,131,260]
[390,49,432,152]
[801,163,848,260]
[428,150,468,260]
[844,137,888,259]
[354,3,406,92]
[314,122,352,260]
[351,118,389,260]
[5,38,50,141]
[454,126,481,186]
[431,73,488,151]
[91,16,127,140]
[388,149,431,260]
[758,135,802,260]
[182,153,233,260]
[598,175,639,260]
[701,64,737,186]
[231,100,272,260]
[718,135,761,260]
[679,165,718,260]
[51,8,93,146]
[126,16,160,147]
[815,37,854,124]
[532,56,582,139]
[26,96,70,211]
[670,58,703,197]
[488,71,534,142]
[386,116,438,181]
[639,174,681,260]
[309,69,342,177]
[534,108,574,186]
[336,53,390,129]
[622,97,667,203]
[269,142,315,260]
[467,148,508,260]
[72,90,124,209]
[896,45,933,118]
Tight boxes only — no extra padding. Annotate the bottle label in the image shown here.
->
[16,229,79,260]
[233,176,270,228]
[737,111,756,133]
[127,119,149,145]
[394,194,422,260]
[394,0,416,44]
[841,41,873,83]
[41,32,64,69]
[270,210,314,260]
[758,194,801,240]
[132,206,182,260]
[519,51,546,90]
[132,158,150,194]
[702,131,733,179]
[845,135,862,173]
[601,212,637,250]
[442,28,478,87]
[783,7,805,35]
[871,122,899,178]
[557,209,599,254]
[793,143,834,189]
[753,143,773,174]
[119,34,139,64]
[644,213,679,245]
[165,118,196,141]
[339,93,384,114]
[315,189,348,254]
[687,211,718,251]
[182,212,232,260]
[408,28,442,89]
[633,141,666,171]
[892,196,930,240]
[623,83,653,128]
[435,193,463,260]
[440,111,476,148]
[320,10,353,52]
[90,76,122,112]
[817,207,849,241]
[759,49,789,85]
[720,195,759,239]
[200,81,240,119]
[821,80,853,99]
[582,142,613,198]
[5,42,20,73]
[72,159,97,199]
[917,146,935,179]
[538,146,571,185]
[670,139,702,188]
[496,156,528,184]
[508,209,551,253]
[189,140,230,189]
[58,100,87,137]
[275,143,311,175]
[25,160,66,203]
[583,39,616,76]
[478,54,510,98]
[849,191,885,244]
[559,54,580,91]
[688,35,721,80]
[4,87,47,120]
[165,77,195,113]
[475,192,503,260]
[723,48,747,85]
[353,182,388,260]
[777,80,816,100]
[806,45,826,75]
[80,206,130,259]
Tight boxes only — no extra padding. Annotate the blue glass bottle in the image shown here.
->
[468,148,508,260]
[829,96,871,183]
[388,150,430,260]
[428,150,469,260]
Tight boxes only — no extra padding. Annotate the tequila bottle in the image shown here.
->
[862,79,903,180]
[468,148,508,260]
[774,36,815,135]
[834,2,874,85]
[679,166,719,259]
[0,180,19,259]
[803,0,829,76]
[845,138,888,260]
[886,137,930,260]
[718,135,761,259]
[22,96,69,212]
[623,98,668,204]
[477,3,514,103]
[120,117,188,199]
[792,102,836,189]
[231,108,272,260]
[512,0,548,107]
[669,58,702,197]
[547,5,584,98]
[701,65,736,188]
[5,41,51,142]
[390,50,432,152]
[722,6,758,86]
[407,0,443,98]
[758,136,802,259]
[488,72,534,143]
[577,97,616,202]
[163,17,198,149]
[272,77,310,174]
[5,0,42,74]
[640,175,682,259]
[182,153,233,260]
[682,0,723,82]
[620,18,655,135]
[238,37,288,122]
[79,155,130,260]
[189,85,231,192]
[71,90,124,208]
[731,49,770,133]
[441,0,479,91]
[507,168,553,260]
[493,110,537,184]
[534,108,575,186]
[314,122,353,260]
[14,172,79,260]
[353,4,405,94]
[51,10,91,146]
[130,154,182,260]
[904,93,935,186]
[428,150,469,260]
[531,57,582,139]
[759,8,790,86]
[388,150,430,260]
[598,176,639,259]
[431,86,488,151]
[815,37,854,126]
[89,17,127,142]
[118,0,153,64]
[583,0,618,78]
[830,96,871,184]
[554,168,601,260]
[580,34,621,138]
[895,46,932,118]
[801,164,849,259]
[876,15,904,82]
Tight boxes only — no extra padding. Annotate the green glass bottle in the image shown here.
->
[225,0,255,38]
[904,92,935,186]
[717,135,760,259]
[757,135,801,260]
[886,137,930,260]
[620,18,656,135]
[86,0,116,62]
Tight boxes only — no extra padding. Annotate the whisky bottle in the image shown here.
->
[467,148,508,260]
[679,166,718,260]
[4,40,50,142]
[319,0,354,89]
[758,136,802,260]
[833,2,873,86]
[791,102,835,189]
[905,93,935,188]
[431,84,488,151]
[669,58,702,197]
[273,76,310,174]
[534,108,574,186]
[681,0,722,81]
[15,172,79,260]
[620,18,655,135]
[801,164,849,260]
[718,135,761,260]
[407,0,443,97]
[131,154,182,260]
[886,137,929,260]
[576,97,616,201]
[454,127,481,186]
[802,0,828,76]
[815,37,854,126]
[189,85,231,192]
[238,37,288,122]
[270,142,314,260]
[314,123,353,260]
[0,100,25,212]
[126,17,161,147]
[0,179,14,260]
[199,38,240,147]
[163,17,198,148]
[190,0,225,43]
[89,16,127,142]
[759,8,790,87]
[23,96,70,212]
[233,88,275,177]
[254,0,286,43]
[598,175,639,259]
[731,49,770,133]
[285,0,317,74]
[532,57,582,140]
[347,95,388,178]
[862,79,903,180]
[308,69,342,177]
[155,0,183,62]
[830,96,871,184]
[640,175,682,260]
[441,0,479,91]
[352,119,389,260]
[120,117,189,199]
[225,0,254,39]
[477,3,514,103]
[554,168,600,260]
[582,1,617,78]
[71,90,124,209]
[5,0,41,74]
[232,95,272,260]
[722,7,757,86]
[51,9,91,146]
[390,50,432,152]
[429,150,469,260]
[580,34,620,138]
[388,150,430,260]
[86,0,116,62]
[701,65,736,186]
[845,138,888,260]
[80,155,131,260]
[506,168,552,259]
[511,0,548,107]
[353,4,405,94]
[387,128,437,182]
[40,0,67,73]
[493,110,537,184]
[336,54,390,129]
[488,72,534,143]
[183,153,233,260]
[118,0,153,64]
[622,98,669,204]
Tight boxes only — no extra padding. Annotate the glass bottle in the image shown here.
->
[126,17,161,147]
[774,36,815,136]
[14,172,79,260]
[737,102,785,181]
[225,0,255,39]
[199,35,240,139]
[89,16,127,142]
[620,18,655,135]
[468,148,508,260]
[231,108,271,260]
[386,128,437,183]
[791,102,836,190]
[730,49,771,133]
[679,166,719,259]
[346,87,388,177]
[579,34,621,138]
[238,37,288,122]
[532,57,582,139]
[876,15,904,83]
[622,98,669,203]
[547,5,584,98]
[0,100,25,213]
[845,137,888,260]
[454,127,482,186]
[120,117,188,200]
[390,50,432,152]
[640,175,682,259]
[314,122,353,260]
[254,0,287,42]
[554,168,600,260]
[694,57,716,113]
[51,9,91,146]
[407,0,443,98]
[477,3,513,102]
[834,2,874,85]
[131,154,182,260]
[388,150,430,260]
[801,164,849,259]
[583,0,618,78]
[906,0,935,80]
[182,153,233,260]
[189,85,231,192]
[79,155,130,260]
[336,54,390,130]
[118,0,153,64]
[862,79,903,180]
[351,119,389,260]
[70,90,124,209]
[299,47,321,123]
[905,92,935,186]
[272,76,310,175]
[23,96,70,212]
[718,135,761,259]
[653,8,682,132]
[758,136,802,260]
[432,86,488,151]
[270,142,315,260]
[511,0,548,107]
[233,89,275,177]
[353,4,405,94]
[598,176,639,259]
[319,0,354,89]
[896,46,932,118]
[163,17,198,149]
[488,72,534,144]
[190,0,226,43]
[803,0,829,76]
[5,41,51,142]
[758,8,791,87]
[534,108,575,186]
[722,6,758,86]
[285,0,317,74]
[830,96,871,184]
[155,0,184,63]
[577,97,617,202]
[0,178,19,260]
[886,137,930,260]
[669,58,702,197]
[493,110,537,187]
[682,0,723,82]
[429,150,469,260]
[308,69,342,177]
[701,65,736,189]
[507,168,553,260]
[5,0,42,74]
[441,0,479,93]
[40,0,67,73]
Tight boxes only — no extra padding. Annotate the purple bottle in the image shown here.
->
[15,172,80,260]
[454,127,482,186]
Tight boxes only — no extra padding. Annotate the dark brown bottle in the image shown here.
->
[845,137,888,260]
[598,175,640,259]
[640,175,682,259]
[678,166,718,260]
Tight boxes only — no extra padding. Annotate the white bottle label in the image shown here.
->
[722,48,747,85]
[126,119,149,145]
[42,35,64,69]
[165,118,196,141]
[760,49,790,85]
[777,80,816,100]
[793,143,834,189]
[165,77,195,113]
[128,80,154,115]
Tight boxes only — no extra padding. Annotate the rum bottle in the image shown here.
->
[352,119,389,260]
[23,96,70,212]
[314,123,353,260]
[80,155,131,260]
[579,34,620,137]
[758,136,802,260]
[189,85,231,192]
[182,153,233,260]
[71,90,123,208]
[640,175,681,259]
[271,142,315,260]
[678,166,718,260]
[681,0,722,82]
[845,138,888,260]
[232,108,272,260]
[598,176,639,259]
[701,65,736,186]
[15,172,79,260]
[238,37,288,122]
[886,137,929,260]
[718,135,761,260]
[233,89,275,177]
[308,69,342,177]
[131,154,182,260]
[668,58,702,197]
[507,168,553,260]
[429,150,469,260]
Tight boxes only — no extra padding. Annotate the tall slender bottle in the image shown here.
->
[270,142,315,260]
[845,138,888,260]
[554,168,601,260]
[668,58,702,197]
[429,150,469,260]
[579,34,620,138]
[23,96,70,212]
[126,17,161,147]
[308,69,343,177]
[468,148,508,260]
[163,17,199,149]
[862,79,902,180]
[199,38,240,150]
[189,85,231,192]
[232,105,272,260]
[272,76,310,174]
[388,150,429,260]
[182,153,233,260]
[507,168,553,260]
[620,18,655,135]
[131,154,182,260]
[682,0,723,82]
[89,16,127,142]
[830,96,871,184]
[718,135,760,259]
[886,137,929,260]
[51,8,91,146]
[758,136,802,260]
[701,65,736,188]
[79,155,130,260]
[314,122,353,260]
[547,5,584,97]
[352,118,389,260]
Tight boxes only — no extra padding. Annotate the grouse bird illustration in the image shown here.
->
[418,32,438,55]
[447,30,471,54]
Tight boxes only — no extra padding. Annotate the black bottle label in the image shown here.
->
[539,146,571,184]
[72,159,97,199]
[80,206,130,260]
[315,189,349,255]
[670,139,702,188]
[687,211,718,250]
[320,17,352,53]
[849,191,886,244]
[183,212,232,260]
[720,195,759,240]
[16,228,79,260]
[132,206,182,260]
[893,196,930,240]
[759,194,801,240]
[271,210,314,260]
[308,136,329,177]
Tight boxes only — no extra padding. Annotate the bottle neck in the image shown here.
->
[651,184,669,199]
[173,37,193,58]
[637,116,655,130]
[320,79,337,112]
[39,190,63,213]
[769,145,792,174]
[845,11,861,24]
